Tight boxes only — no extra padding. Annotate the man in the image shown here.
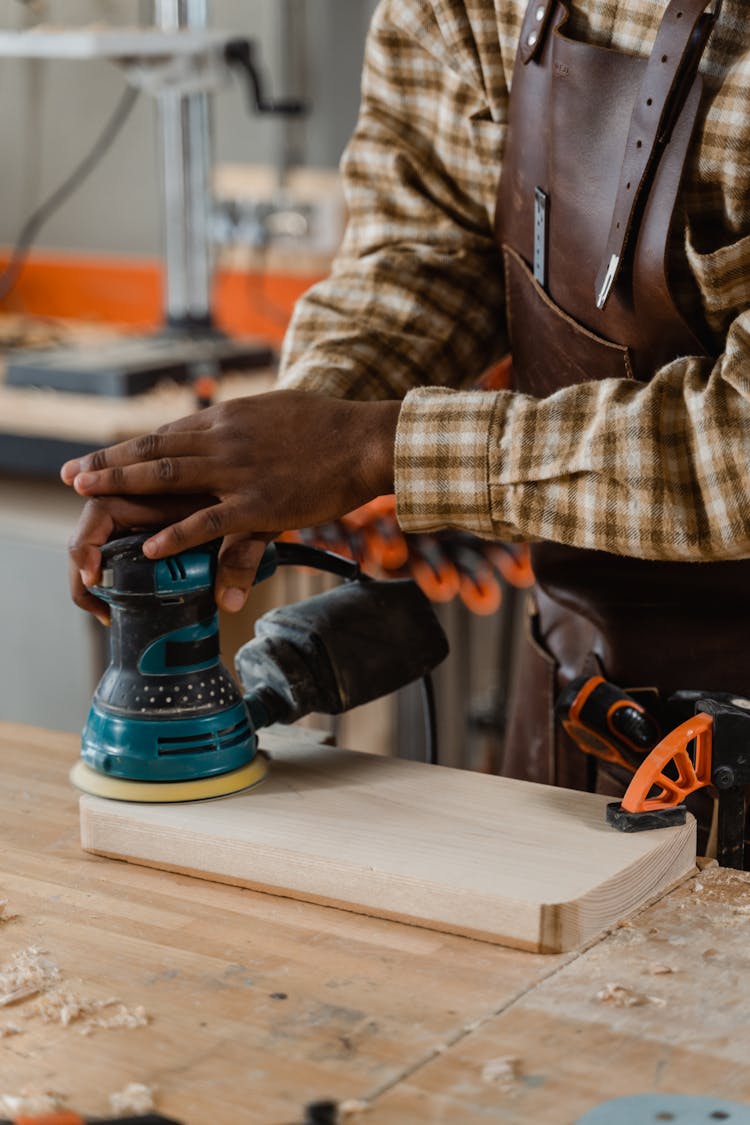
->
[63,0,750,798]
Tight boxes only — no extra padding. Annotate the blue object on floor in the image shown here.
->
[576,1094,750,1124]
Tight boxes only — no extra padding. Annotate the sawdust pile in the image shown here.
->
[688,866,750,911]
[0,1090,67,1115]
[0,946,148,1036]
[481,1056,522,1089]
[109,1082,156,1115]
[0,946,60,1007]
[0,899,18,924]
[29,988,148,1035]
[595,982,666,1008]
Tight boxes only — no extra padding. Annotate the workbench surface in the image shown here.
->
[1,721,749,1124]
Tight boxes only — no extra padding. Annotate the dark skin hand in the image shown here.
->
[62,390,401,617]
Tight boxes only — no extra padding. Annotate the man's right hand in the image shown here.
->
[63,390,401,619]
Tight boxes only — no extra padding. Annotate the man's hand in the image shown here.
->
[62,390,400,615]
[67,494,238,624]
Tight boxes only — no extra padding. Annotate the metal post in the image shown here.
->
[154,0,214,330]
[275,0,307,183]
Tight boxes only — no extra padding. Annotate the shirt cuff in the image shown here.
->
[395,387,505,536]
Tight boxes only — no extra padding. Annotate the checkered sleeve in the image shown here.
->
[278,0,509,403]
[396,299,750,560]
[281,0,750,563]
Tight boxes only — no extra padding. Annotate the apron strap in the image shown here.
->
[594,0,722,311]
[519,0,558,65]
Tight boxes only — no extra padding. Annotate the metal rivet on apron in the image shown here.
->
[528,31,538,46]
[535,5,545,18]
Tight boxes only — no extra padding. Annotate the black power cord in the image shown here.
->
[0,84,139,304]
[271,540,440,765]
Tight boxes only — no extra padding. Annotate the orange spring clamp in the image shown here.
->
[607,696,750,870]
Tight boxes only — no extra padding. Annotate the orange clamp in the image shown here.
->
[620,712,714,814]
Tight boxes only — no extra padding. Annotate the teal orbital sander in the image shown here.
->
[70,532,448,803]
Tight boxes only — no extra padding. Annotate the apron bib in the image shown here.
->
[495,0,750,795]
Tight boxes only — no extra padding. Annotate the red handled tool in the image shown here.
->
[556,675,661,773]
[451,544,503,616]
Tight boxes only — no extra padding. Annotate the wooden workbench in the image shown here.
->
[1,721,749,1124]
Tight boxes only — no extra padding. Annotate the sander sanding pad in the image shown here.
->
[70,753,269,803]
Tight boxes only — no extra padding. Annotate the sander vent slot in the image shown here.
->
[157,738,216,756]
[217,720,254,750]
[156,718,252,756]
[165,557,187,582]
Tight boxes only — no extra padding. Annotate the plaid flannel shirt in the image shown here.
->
[279,0,750,561]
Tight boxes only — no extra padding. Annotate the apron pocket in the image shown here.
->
[502,244,635,397]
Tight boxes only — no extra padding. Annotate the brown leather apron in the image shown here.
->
[495,0,750,795]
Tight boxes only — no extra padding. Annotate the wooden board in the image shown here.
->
[2,722,746,1123]
[79,734,696,953]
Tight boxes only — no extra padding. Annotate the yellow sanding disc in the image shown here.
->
[70,753,269,803]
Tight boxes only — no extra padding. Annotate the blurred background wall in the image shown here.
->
[0,0,378,256]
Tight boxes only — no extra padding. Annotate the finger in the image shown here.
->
[68,500,118,587]
[216,534,273,613]
[69,558,111,626]
[142,501,256,559]
[67,495,217,619]
[68,501,118,624]
[71,456,216,498]
[60,426,211,485]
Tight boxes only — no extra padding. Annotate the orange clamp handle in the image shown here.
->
[458,568,503,616]
[620,712,714,814]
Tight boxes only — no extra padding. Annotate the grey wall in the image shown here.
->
[0,1,378,255]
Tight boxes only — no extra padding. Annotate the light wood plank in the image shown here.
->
[80,736,697,953]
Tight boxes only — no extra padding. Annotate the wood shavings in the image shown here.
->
[647,963,675,975]
[0,947,59,1007]
[0,986,40,1008]
[0,899,18,924]
[595,982,666,1008]
[28,987,116,1028]
[28,989,149,1035]
[0,1090,67,1115]
[481,1056,522,1088]
[81,1002,148,1036]
[0,1024,23,1038]
[0,947,148,1034]
[109,1082,156,1115]
[339,1099,368,1116]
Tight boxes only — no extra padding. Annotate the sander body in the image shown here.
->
[72,533,271,801]
[71,534,449,803]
